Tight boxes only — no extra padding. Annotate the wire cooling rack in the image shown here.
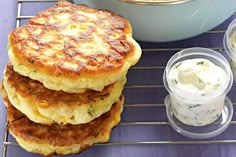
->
[2,1,236,157]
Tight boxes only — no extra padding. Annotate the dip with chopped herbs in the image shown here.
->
[168,58,228,126]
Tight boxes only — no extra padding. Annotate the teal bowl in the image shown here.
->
[73,0,236,42]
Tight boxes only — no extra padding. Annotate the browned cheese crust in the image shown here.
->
[5,64,116,108]
[3,64,125,124]
[3,86,124,156]
[9,1,136,78]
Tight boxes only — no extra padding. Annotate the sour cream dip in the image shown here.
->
[163,48,233,126]
[228,31,236,78]
[169,59,227,95]
[224,19,236,80]
[168,59,228,126]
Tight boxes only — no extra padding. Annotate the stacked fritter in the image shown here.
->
[1,1,141,156]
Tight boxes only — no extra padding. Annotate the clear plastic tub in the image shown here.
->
[224,19,236,79]
[163,47,233,127]
[164,95,233,139]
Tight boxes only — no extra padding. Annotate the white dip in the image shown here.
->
[229,31,236,49]
[168,58,228,126]
[229,31,236,79]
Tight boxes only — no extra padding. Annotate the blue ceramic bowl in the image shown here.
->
[73,0,236,42]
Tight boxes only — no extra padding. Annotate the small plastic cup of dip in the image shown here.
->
[163,47,233,129]
[224,19,236,79]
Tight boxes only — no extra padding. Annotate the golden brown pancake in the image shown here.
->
[2,85,123,156]
[8,1,141,93]
[3,64,126,125]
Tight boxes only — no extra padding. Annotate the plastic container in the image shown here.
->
[163,47,233,127]
[164,95,233,139]
[224,19,236,80]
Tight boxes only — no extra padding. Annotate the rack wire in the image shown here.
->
[2,0,236,157]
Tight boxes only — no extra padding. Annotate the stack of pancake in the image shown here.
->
[1,1,141,156]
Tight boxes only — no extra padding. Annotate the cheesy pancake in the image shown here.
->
[3,89,124,156]
[8,1,141,93]
[3,64,126,125]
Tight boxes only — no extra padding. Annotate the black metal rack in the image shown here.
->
[2,1,236,157]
